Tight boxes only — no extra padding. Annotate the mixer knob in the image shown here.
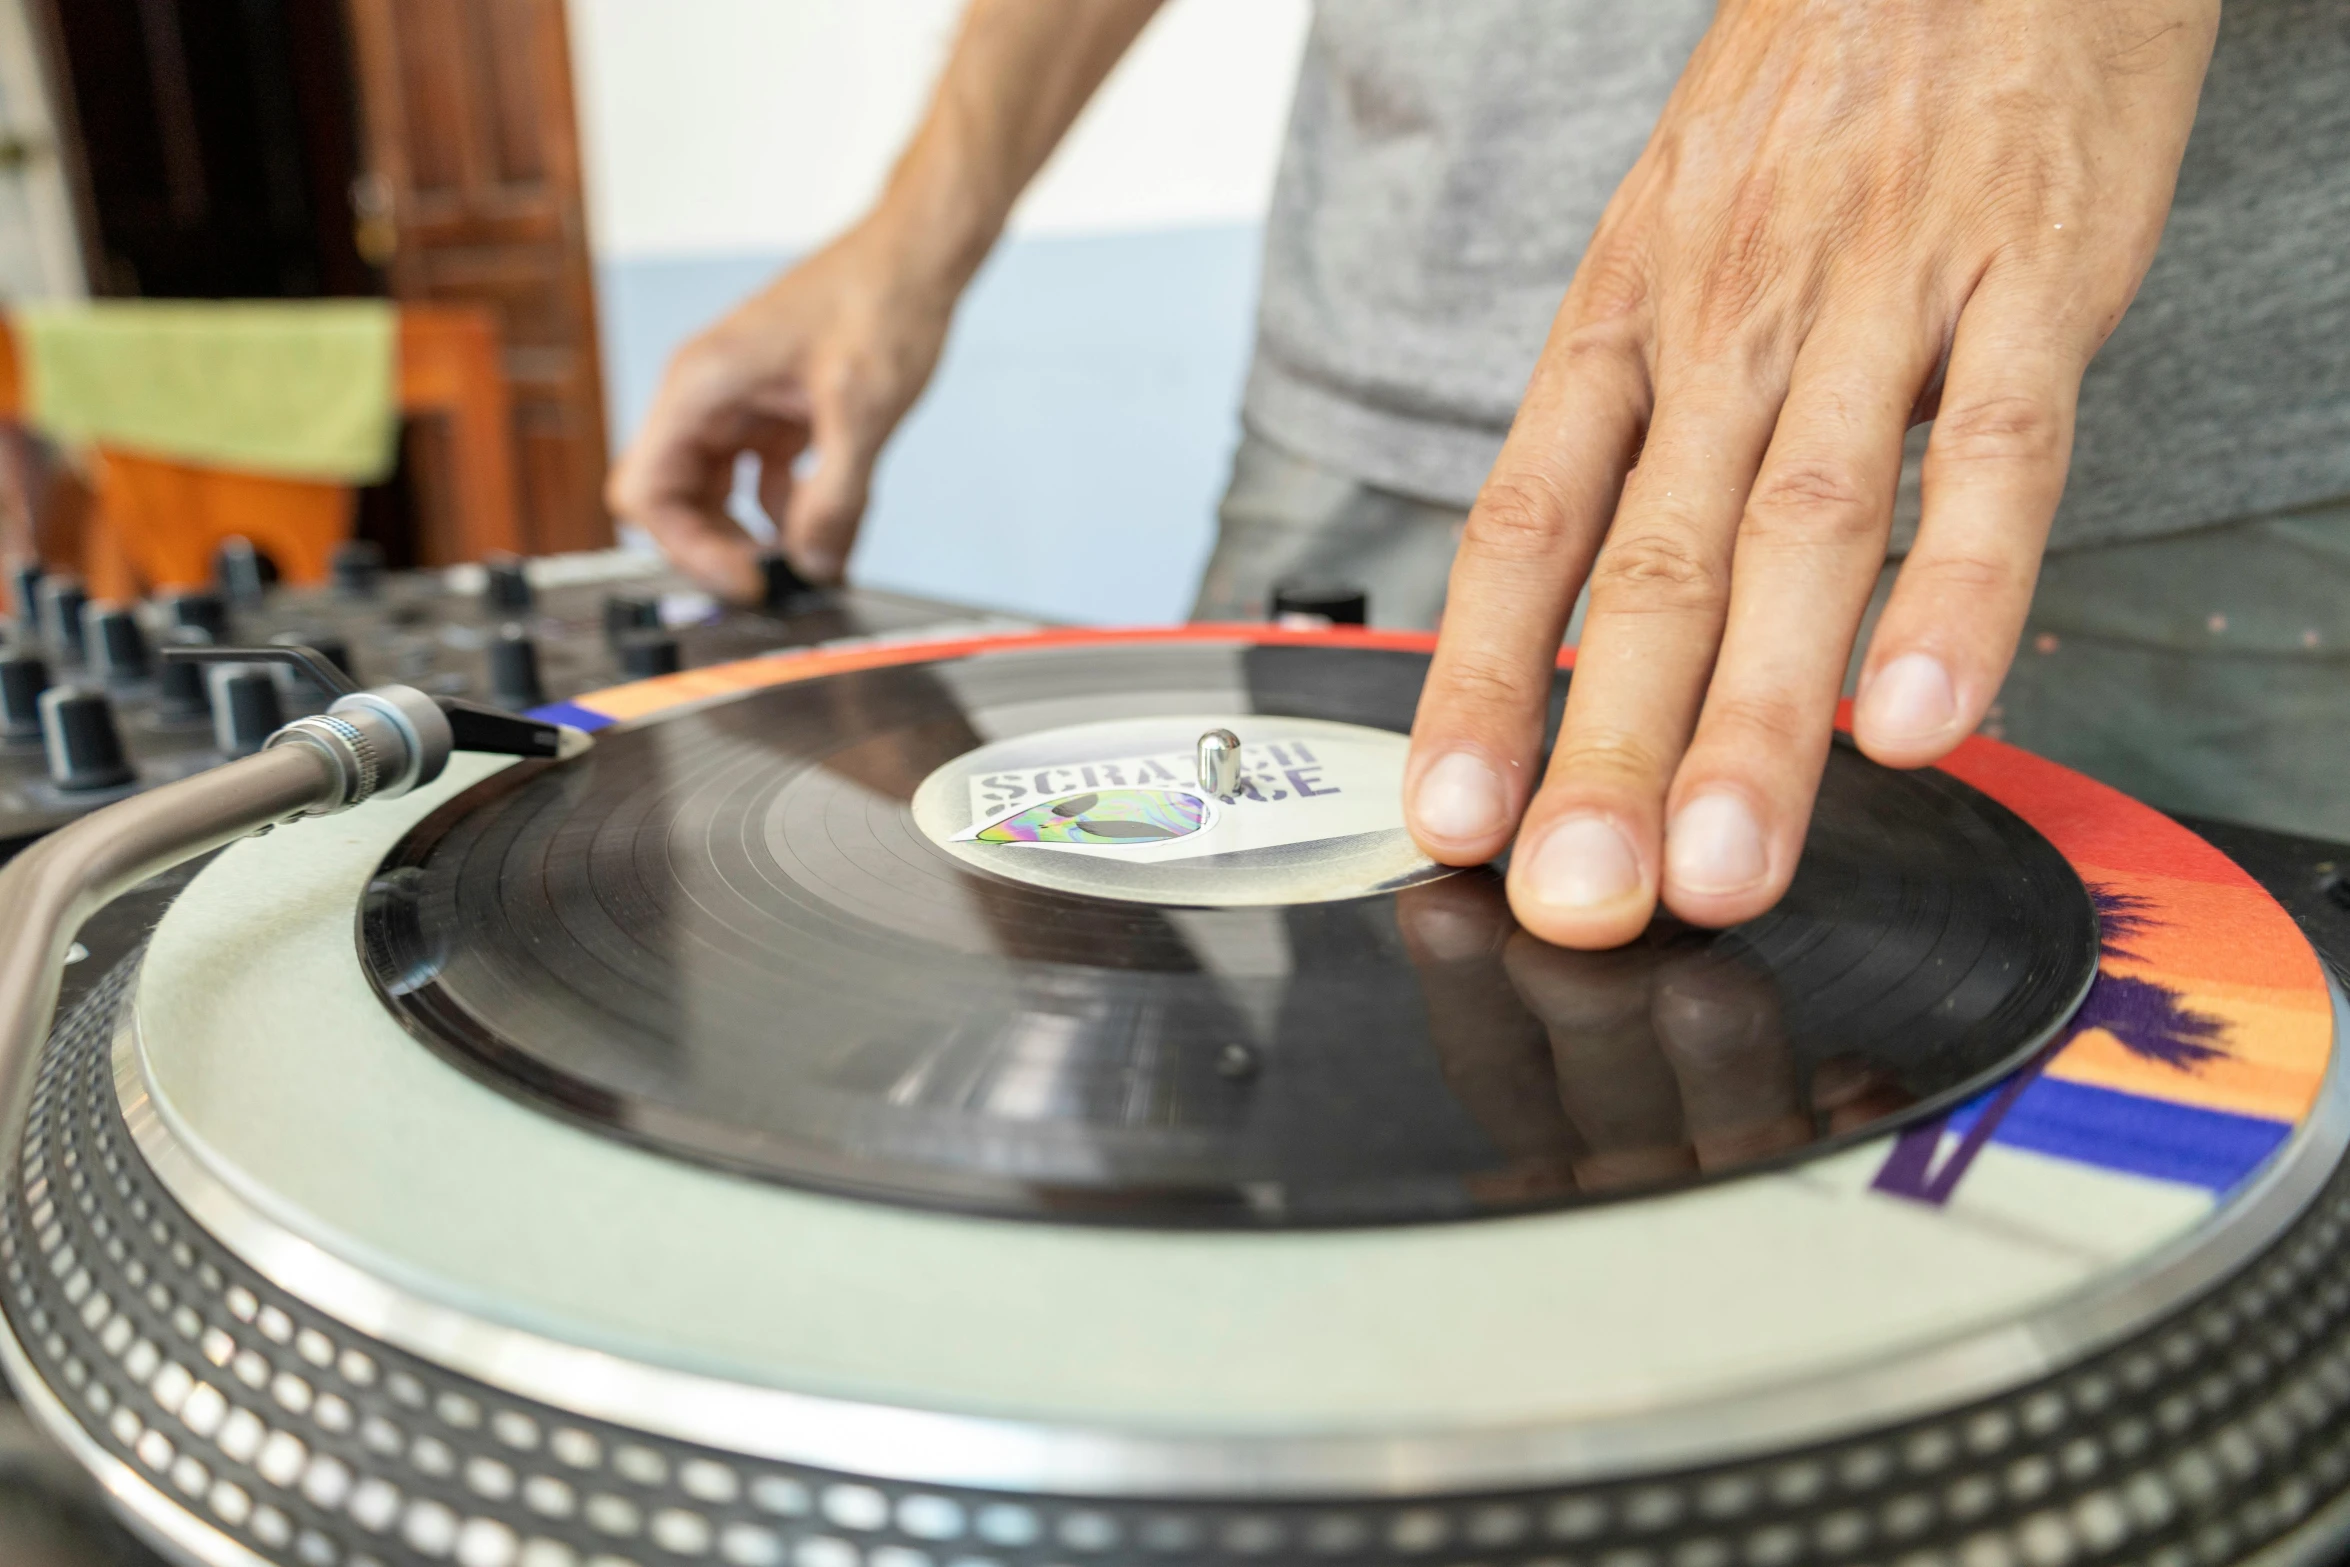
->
[160,589,230,643]
[214,536,269,605]
[603,592,662,647]
[8,560,40,635]
[488,624,546,710]
[83,602,151,683]
[37,575,88,663]
[39,687,135,792]
[331,539,386,599]
[1,648,48,740]
[616,630,681,678]
[485,555,535,613]
[153,646,212,723]
[760,551,816,611]
[212,668,285,758]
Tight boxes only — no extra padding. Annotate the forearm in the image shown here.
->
[864,0,1162,291]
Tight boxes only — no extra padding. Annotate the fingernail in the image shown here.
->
[1526,815,1642,910]
[1858,653,1957,744]
[1412,752,1508,844]
[1666,792,1768,895]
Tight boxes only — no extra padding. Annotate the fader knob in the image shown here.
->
[0,649,48,740]
[84,603,151,683]
[160,589,230,643]
[212,669,284,758]
[616,631,681,678]
[487,624,546,710]
[485,555,535,613]
[603,592,662,646]
[38,576,88,662]
[331,539,386,598]
[39,687,134,792]
[1270,581,1369,627]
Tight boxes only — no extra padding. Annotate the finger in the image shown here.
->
[778,379,877,585]
[753,419,811,539]
[1659,318,1934,925]
[606,358,770,601]
[1404,326,1649,867]
[1854,283,2080,767]
[1507,372,1780,949]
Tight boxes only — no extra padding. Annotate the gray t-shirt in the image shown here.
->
[1241,0,2350,551]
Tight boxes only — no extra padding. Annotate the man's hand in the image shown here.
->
[1404,0,2218,949]
[607,0,1160,603]
[607,225,957,602]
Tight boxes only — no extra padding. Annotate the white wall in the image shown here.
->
[570,0,1311,258]
[567,0,1312,626]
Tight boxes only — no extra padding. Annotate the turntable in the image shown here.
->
[0,625,2343,1567]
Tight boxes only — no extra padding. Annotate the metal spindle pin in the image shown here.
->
[1197,727,1242,799]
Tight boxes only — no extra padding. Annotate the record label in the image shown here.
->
[907,713,1446,905]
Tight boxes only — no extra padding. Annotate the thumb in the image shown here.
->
[778,389,875,585]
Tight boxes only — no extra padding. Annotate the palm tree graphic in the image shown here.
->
[1873,887,2230,1205]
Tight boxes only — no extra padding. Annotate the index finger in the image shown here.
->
[1404,326,1649,865]
[608,363,795,603]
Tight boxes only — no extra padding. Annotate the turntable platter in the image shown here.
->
[358,640,2097,1225]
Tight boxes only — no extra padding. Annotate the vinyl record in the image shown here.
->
[359,637,2097,1225]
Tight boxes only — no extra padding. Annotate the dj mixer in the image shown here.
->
[0,542,1025,861]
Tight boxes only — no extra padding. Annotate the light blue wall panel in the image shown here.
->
[598,224,1264,625]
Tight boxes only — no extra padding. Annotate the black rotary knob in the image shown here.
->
[8,560,40,633]
[84,603,151,683]
[760,550,816,611]
[603,591,662,647]
[616,630,681,678]
[153,642,212,723]
[1270,581,1370,627]
[160,589,230,643]
[38,575,88,662]
[484,555,535,613]
[39,687,134,792]
[214,536,269,605]
[487,624,545,709]
[331,539,385,599]
[212,668,285,758]
[1,648,48,740]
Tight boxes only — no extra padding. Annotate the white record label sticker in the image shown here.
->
[911,715,1452,906]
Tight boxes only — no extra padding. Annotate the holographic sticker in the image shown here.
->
[968,789,1212,847]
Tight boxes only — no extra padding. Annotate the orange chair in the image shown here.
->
[0,306,524,599]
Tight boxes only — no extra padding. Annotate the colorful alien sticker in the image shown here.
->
[963,788,1215,847]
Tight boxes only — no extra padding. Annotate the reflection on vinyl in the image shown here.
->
[360,641,2097,1226]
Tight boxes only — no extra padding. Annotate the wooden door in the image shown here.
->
[343,0,611,557]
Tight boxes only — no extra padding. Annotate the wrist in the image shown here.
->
[858,135,1013,300]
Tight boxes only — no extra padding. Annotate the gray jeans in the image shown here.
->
[1192,430,2350,841]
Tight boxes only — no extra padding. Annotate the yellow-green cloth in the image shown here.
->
[17,300,399,482]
